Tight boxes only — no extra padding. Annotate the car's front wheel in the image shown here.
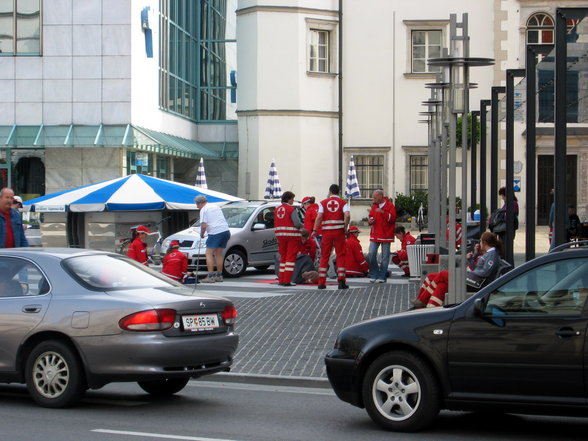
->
[25,340,86,408]
[138,378,190,396]
[362,351,440,432]
[223,248,247,277]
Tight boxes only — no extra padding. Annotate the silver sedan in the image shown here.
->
[0,248,239,407]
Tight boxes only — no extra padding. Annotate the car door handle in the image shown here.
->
[22,305,42,313]
[556,328,581,338]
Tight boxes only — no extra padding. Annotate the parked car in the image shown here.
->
[161,200,304,277]
[325,242,588,432]
[0,248,239,408]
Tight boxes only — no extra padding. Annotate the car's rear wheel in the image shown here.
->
[25,340,86,408]
[362,351,440,432]
[223,248,247,277]
[138,378,190,396]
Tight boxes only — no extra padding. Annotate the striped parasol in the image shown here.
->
[345,156,361,199]
[263,160,283,199]
[196,157,208,189]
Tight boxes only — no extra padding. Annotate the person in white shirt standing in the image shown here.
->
[195,195,230,283]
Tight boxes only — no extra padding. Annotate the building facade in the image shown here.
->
[0,0,239,200]
[236,0,588,224]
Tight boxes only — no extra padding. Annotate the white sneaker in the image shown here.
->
[214,275,224,282]
[369,279,377,283]
[375,279,386,284]
[200,276,216,283]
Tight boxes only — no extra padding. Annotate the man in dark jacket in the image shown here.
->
[0,188,29,248]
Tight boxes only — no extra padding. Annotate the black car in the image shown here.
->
[325,242,588,432]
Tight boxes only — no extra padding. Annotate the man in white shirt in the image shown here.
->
[195,195,230,283]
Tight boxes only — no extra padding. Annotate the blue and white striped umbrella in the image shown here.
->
[263,161,282,199]
[196,157,208,189]
[345,156,361,199]
[23,174,242,213]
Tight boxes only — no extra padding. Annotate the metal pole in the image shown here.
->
[490,87,505,215]
[471,111,479,222]
[479,100,490,235]
[506,69,525,266]
[553,9,567,248]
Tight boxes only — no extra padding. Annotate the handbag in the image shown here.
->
[489,209,506,233]
[465,272,486,290]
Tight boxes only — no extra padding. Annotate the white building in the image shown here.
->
[236,0,588,224]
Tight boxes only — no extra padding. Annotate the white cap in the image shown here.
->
[13,195,22,204]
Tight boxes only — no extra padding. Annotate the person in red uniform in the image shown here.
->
[299,228,317,262]
[313,184,350,290]
[302,196,321,244]
[127,225,150,265]
[391,226,417,277]
[274,191,302,286]
[162,240,188,282]
[345,225,368,277]
[367,189,397,283]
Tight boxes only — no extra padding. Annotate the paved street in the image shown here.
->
[192,226,552,384]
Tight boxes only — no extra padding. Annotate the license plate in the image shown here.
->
[182,314,220,331]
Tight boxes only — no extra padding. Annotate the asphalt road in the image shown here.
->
[0,380,586,441]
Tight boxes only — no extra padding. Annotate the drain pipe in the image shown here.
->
[338,0,343,189]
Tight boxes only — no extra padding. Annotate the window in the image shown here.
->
[354,155,384,198]
[127,151,153,176]
[526,13,554,45]
[409,155,428,194]
[159,0,237,121]
[0,257,48,297]
[411,30,442,73]
[0,0,41,55]
[485,258,588,316]
[309,29,329,73]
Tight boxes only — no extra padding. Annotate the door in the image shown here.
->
[537,155,577,225]
[447,256,588,402]
[0,257,51,371]
[247,206,278,264]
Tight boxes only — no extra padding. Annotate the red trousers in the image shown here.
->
[391,250,409,275]
[416,270,448,307]
[278,236,300,284]
[318,230,346,285]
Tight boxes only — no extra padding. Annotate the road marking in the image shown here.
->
[92,429,243,441]
[189,381,335,396]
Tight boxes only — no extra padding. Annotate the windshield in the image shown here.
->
[191,205,258,229]
[63,254,180,290]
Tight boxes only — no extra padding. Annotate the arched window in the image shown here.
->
[527,13,554,44]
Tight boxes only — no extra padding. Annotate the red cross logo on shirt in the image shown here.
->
[326,200,340,213]
[276,206,286,219]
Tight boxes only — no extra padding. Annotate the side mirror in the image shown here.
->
[252,223,266,231]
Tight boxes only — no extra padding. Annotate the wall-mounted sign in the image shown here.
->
[136,153,149,167]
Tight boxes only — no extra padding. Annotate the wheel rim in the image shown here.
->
[371,364,421,422]
[32,351,70,399]
[224,253,244,275]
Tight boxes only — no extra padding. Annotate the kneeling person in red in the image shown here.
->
[162,240,188,282]
[391,226,416,277]
[345,225,368,277]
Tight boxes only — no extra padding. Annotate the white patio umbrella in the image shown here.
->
[345,156,361,200]
[196,157,208,189]
[263,160,283,199]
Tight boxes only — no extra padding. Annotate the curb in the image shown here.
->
[200,372,331,389]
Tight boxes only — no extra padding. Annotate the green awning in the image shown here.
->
[0,124,228,159]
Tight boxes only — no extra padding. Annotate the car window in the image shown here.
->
[63,254,179,290]
[484,257,588,316]
[0,257,49,297]
[257,207,275,229]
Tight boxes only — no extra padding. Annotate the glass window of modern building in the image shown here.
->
[159,0,237,122]
[0,0,41,55]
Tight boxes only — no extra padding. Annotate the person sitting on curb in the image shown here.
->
[345,225,369,277]
[390,226,416,277]
[410,232,502,308]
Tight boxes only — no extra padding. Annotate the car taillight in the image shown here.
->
[119,309,176,331]
[222,305,237,326]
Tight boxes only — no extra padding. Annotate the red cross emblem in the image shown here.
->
[276,206,286,219]
[326,199,340,213]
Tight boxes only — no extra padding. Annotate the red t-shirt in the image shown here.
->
[2,209,14,248]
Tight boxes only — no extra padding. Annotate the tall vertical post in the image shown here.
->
[525,44,552,260]
[490,87,505,215]
[471,111,479,221]
[553,9,568,248]
[479,100,490,236]
[505,69,525,266]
